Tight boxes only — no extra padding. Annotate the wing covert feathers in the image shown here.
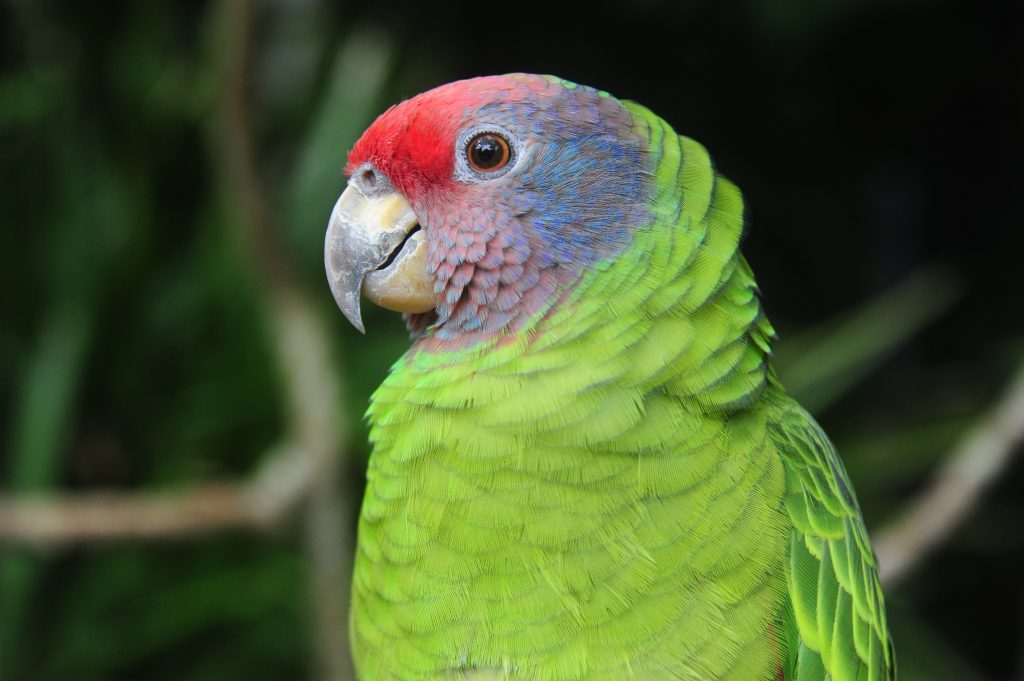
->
[772,406,895,681]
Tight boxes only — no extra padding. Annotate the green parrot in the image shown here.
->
[324,74,894,681]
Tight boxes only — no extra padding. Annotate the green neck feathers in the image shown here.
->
[373,100,776,423]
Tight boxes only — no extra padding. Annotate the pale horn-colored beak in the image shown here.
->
[324,183,434,333]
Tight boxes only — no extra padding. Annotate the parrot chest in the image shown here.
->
[351,376,790,681]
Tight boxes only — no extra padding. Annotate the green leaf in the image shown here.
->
[776,266,960,413]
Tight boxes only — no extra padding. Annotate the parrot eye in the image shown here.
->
[466,132,511,172]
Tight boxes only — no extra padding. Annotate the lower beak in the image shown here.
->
[324,184,434,333]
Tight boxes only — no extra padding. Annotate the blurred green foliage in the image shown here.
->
[1,0,1021,680]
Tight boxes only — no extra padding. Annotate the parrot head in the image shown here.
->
[325,74,652,343]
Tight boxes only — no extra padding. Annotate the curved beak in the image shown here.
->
[324,184,434,333]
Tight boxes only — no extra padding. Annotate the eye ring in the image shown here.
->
[466,132,512,173]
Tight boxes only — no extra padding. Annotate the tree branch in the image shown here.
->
[215,1,352,678]
[875,361,1024,587]
[0,436,325,544]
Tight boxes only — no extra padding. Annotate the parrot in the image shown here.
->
[324,73,895,681]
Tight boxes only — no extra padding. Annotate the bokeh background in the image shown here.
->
[2,0,1023,679]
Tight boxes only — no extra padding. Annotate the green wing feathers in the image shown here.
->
[772,405,895,681]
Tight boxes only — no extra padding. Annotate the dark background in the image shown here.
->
[1,0,1022,679]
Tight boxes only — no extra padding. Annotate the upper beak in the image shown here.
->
[324,183,434,332]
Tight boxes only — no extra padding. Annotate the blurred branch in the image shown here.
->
[0,441,318,543]
[305,459,352,681]
[215,1,352,680]
[214,0,291,291]
[875,361,1024,587]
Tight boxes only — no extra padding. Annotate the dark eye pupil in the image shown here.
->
[471,135,504,169]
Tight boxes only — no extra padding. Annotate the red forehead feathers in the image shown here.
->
[345,75,545,200]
